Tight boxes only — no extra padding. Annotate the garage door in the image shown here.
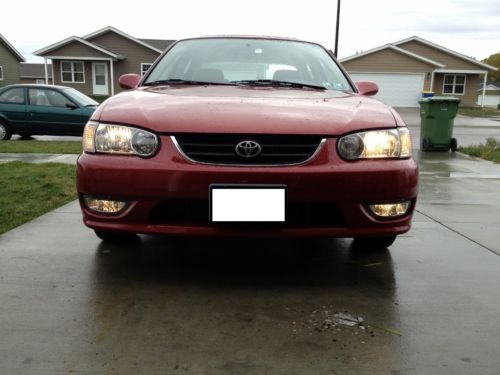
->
[349,73,425,107]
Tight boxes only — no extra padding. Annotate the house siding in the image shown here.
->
[19,78,53,84]
[433,73,480,106]
[52,59,94,95]
[398,41,483,71]
[87,32,161,94]
[45,41,112,59]
[341,48,435,90]
[0,42,21,87]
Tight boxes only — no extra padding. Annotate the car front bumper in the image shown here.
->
[77,137,418,237]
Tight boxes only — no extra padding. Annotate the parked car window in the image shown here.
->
[145,38,353,92]
[0,87,25,104]
[28,88,73,107]
[63,87,98,107]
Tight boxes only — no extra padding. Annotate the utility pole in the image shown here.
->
[334,0,341,57]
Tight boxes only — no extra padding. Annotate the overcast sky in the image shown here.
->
[3,0,499,63]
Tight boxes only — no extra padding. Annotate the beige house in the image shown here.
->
[340,36,497,107]
[34,27,174,97]
[0,33,26,87]
[19,63,53,84]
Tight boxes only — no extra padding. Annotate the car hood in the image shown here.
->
[95,86,398,136]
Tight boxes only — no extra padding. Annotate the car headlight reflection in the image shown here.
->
[83,122,158,157]
[337,128,412,160]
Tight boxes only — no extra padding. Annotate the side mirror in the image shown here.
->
[119,74,141,90]
[65,102,78,109]
[356,81,379,96]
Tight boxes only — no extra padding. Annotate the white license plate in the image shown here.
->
[210,185,286,222]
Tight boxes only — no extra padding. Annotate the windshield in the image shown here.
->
[63,87,98,107]
[144,38,353,92]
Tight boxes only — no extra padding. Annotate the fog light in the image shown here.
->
[84,196,127,214]
[369,201,411,218]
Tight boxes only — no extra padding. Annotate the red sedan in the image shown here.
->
[77,36,418,248]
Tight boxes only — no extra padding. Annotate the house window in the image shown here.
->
[443,74,465,95]
[141,63,153,76]
[61,61,85,83]
[0,65,3,80]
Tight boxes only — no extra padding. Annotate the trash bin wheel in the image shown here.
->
[450,138,458,152]
[422,137,431,151]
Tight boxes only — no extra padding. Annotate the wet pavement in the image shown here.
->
[1,149,500,374]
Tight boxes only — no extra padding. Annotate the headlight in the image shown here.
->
[337,128,412,160]
[83,122,158,157]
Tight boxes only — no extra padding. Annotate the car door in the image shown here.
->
[0,87,28,133]
[26,88,87,136]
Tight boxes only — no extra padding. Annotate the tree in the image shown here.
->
[483,53,500,81]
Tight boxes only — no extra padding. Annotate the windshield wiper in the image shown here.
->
[231,79,326,90]
[143,79,234,86]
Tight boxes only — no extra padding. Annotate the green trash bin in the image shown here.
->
[419,96,460,152]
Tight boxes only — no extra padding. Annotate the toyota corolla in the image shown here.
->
[77,36,418,248]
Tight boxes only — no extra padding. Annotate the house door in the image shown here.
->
[92,62,109,95]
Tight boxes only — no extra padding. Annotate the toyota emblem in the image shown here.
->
[235,140,262,158]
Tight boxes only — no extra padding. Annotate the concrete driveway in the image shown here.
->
[1,151,500,374]
[0,109,500,375]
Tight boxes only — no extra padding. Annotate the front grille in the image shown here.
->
[173,134,324,165]
[149,200,343,227]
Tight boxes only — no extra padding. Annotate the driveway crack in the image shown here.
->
[416,209,499,256]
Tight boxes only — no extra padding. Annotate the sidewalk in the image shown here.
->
[0,153,79,164]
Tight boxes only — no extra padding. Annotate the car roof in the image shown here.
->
[176,35,323,47]
[1,84,70,90]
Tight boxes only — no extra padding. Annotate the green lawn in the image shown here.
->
[459,138,500,163]
[0,162,77,235]
[458,106,500,118]
[0,140,82,154]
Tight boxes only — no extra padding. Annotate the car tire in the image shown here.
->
[94,230,138,242]
[450,138,458,152]
[0,120,12,140]
[353,235,397,249]
[421,137,431,151]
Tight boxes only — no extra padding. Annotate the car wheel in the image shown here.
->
[94,230,138,242]
[0,120,12,140]
[421,137,431,151]
[353,235,397,249]
[450,138,458,152]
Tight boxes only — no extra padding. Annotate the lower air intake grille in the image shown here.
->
[149,200,343,227]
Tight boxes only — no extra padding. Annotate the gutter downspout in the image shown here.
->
[51,61,54,85]
[44,58,48,84]
[481,73,488,108]
[110,59,114,96]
